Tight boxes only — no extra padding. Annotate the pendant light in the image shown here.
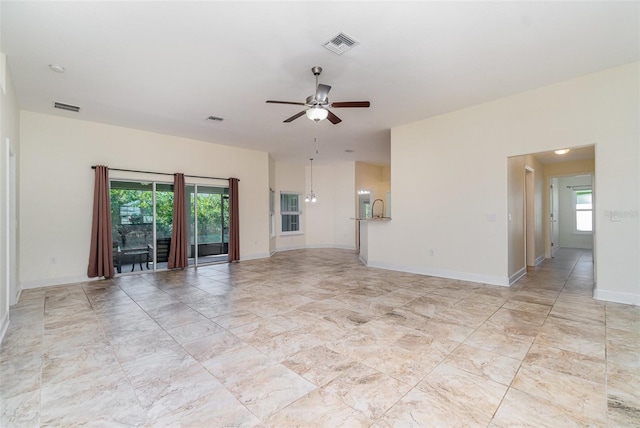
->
[305,158,317,203]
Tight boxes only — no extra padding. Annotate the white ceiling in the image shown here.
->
[2,1,638,165]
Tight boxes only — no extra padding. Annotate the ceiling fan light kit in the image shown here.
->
[266,66,370,125]
[306,107,328,122]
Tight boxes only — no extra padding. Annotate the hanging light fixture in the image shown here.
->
[305,158,317,203]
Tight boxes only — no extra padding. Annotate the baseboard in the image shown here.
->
[13,287,22,305]
[509,267,527,285]
[305,244,356,250]
[20,275,100,290]
[366,259,511,287]
[239,252,271,261]
[275,245,307,253]
[535,255,546,266]
[594,288,640,306]
[0,311,9,344]
[359,254,367,265]
[275,244,356,253]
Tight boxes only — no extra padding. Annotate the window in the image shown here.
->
[575,189,593,232]
[269,188,275,238]
[280,192,301,233]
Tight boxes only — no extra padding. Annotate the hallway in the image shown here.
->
[1,248,638,426]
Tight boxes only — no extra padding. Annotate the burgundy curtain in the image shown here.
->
[168,173,188,269]
[87,166,115,278]
[228,178,240,262]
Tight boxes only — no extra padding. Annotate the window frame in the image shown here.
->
[280,191,303,235]
[269,188,275,238]
[573,188,593,234]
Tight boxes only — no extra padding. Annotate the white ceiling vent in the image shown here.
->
[323,32,359,55]
[53,101,80,112]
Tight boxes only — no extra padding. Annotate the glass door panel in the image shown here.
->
[154,183,174,270]
[110,181,154,273]
[187,184,196,266]
[195,185,229,264]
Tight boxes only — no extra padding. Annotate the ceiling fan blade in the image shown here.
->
[326,110,342,125]
[266,100,306,106]
[315,84,331,103]
[331,101,371,108]
[283,111,306,123]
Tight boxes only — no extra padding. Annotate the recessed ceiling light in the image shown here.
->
[49,64,65,73]
[555,149,570,155]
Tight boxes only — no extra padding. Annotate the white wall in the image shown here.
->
[19,112,271,289]
[274,161,306,251]
[367,62,639,305]
[0,51,20,342]
[330,162,356,249]
[275,161,356,252]
[557,175,593,249]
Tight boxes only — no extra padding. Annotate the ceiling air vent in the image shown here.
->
[53,102,80,112]
[207,116,224,122]
[323,32,359,55]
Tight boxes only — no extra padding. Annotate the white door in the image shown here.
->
[550,178,559,257]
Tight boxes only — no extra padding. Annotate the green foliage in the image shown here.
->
[110,183,228,248]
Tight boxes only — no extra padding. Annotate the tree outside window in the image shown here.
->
[280,192,301,233]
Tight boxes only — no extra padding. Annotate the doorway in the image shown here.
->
[547,174,593,256]
[524,166,535,268]
[549,178,559,257]
[4,140,18,305]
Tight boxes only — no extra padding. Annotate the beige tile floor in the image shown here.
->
[1,248,639,427]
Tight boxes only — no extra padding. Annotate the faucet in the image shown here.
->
[371,199,385,218]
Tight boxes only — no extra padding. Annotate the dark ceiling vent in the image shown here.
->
[53,102,80,112]
[207,116,224,122]
[323,32,359,55]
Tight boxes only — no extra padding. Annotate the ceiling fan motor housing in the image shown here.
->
[306,94,328,106]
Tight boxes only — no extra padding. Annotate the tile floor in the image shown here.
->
[1,248,639,427]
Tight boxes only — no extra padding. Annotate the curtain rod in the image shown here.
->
[91,166,237,182]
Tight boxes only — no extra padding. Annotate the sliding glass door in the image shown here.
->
[110,180,228,274]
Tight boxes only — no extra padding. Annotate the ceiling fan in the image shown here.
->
[266,66,370,124]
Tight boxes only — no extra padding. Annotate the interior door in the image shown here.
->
[550,178,559,257]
